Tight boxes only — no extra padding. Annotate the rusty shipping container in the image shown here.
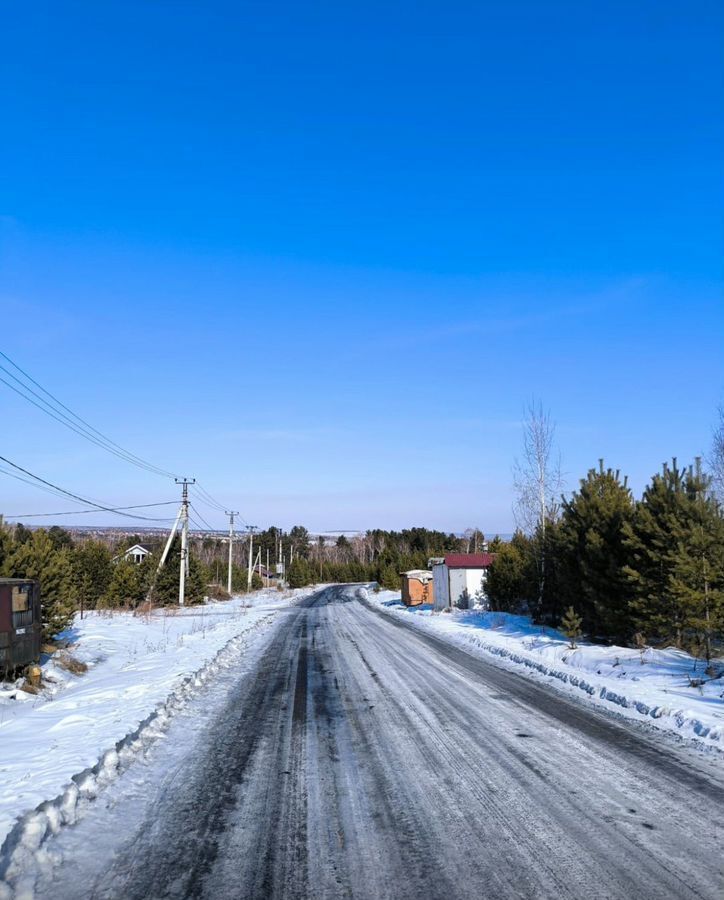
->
[0,578,42,677]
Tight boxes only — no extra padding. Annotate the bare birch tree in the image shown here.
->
[709,404,724,504]
[512,401,564,613]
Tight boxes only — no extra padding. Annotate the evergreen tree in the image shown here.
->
[72,542,113,610]
[287,556,312,588]
[624,458,724,648]
[486,531,536,612]
[558,461,635,640]
[487,535,504,553]
[378,563,400,591]
[667,461,724,663]
[561,606,583,648]
[0,526,12,571]
[101,559,148,609]
[13,523,33,545]
[288,525,310,560]
[47,526,74,550]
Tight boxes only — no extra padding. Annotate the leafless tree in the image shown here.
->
[512,400,564,610]
[463,527,485,553]
[708,404,724,504]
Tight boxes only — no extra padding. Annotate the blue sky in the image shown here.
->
[1,1,723,533]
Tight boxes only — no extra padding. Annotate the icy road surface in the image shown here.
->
[33,586,724,900]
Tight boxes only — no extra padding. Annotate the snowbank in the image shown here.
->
[367,590,724,747]
[0,589,310,850]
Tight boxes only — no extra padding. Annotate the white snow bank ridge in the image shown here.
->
[368,590,724,747]
[0,589,310,856]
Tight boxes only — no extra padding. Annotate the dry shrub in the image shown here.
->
[55,651,88,675]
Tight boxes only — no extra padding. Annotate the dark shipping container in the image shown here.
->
[0,578,42,677]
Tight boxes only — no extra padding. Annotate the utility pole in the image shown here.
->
[225,510,239,595]
[176,478,195,606]
[246,526,257,591]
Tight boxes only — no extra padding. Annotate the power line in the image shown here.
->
[192,484,248,527]
[0,465,133,519]
[0,454,176,521]
[0,463,84,506]
[189,504,218,532]
[0,350,179,479]
[188,514,209,532]
[192,483,227,512]
[5,501,178,519]
[0,370,173,479]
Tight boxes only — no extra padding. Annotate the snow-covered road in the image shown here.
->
[21,586,724,899]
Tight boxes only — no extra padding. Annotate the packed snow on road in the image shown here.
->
[368,588,724,745]
[1,585,723,900]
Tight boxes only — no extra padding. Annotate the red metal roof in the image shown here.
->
[444,553,496,569]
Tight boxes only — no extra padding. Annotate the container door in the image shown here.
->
[12,584,34,630]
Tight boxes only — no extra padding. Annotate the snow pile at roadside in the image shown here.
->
[0,589,308,849]
[367,590,724,746]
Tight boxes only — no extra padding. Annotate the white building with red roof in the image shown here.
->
[430,553,495,611]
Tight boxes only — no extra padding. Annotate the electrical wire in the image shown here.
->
[5,501,178,519]
[0,370,174,479]
[192,484,248,527]
[0,350,179,479]
[192,483,227,511]
[0,454,176,521]
[189,504,219,532]
[0,463,85,506]
[188,514,215,533]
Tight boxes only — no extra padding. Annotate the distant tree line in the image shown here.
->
[0,522,318,641]
[0,520,480,639]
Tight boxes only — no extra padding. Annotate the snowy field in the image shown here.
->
[367,589,724,748]
[0,588,313,849]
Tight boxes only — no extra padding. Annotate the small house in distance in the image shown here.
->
[0,578,42,676]
[430,553,496,610]
[115,544,151,565]
[400,570,434,607]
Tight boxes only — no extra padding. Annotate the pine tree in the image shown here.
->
[667,462,724,664]
[561,606,583,649]
[101,559,148,609]
[624,458,724,649]
[72,542,113,611]
[485,531,537,612]
[287,556,312,588]
[558,461,635,641]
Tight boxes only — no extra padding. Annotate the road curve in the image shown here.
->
[37,586,724,900]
